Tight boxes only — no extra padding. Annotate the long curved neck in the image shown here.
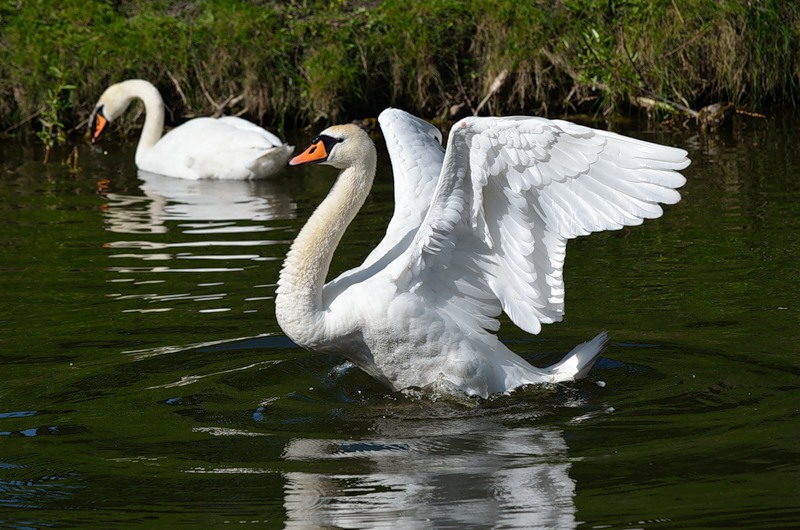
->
[276,158,376,347]
[118,80,165,166]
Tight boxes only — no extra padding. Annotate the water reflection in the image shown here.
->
[104,170,296,234]
[101,171,296,314]
[282,418,576,529]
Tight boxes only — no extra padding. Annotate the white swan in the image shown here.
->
[276,108,689,398]
[90,79,293,179]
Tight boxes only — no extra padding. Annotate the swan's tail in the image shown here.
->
[253,145,294,177]
[546,331,608,382]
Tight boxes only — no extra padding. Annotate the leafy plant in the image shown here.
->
[36,67,75,164]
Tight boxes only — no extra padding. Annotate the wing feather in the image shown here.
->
[358,109,445,268]
[390,115,689,335]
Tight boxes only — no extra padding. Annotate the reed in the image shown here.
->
[1,0,798,136]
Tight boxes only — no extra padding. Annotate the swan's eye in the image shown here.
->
[317,134,344,154]
[314,134,344,145]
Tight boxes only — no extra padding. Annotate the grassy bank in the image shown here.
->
[1,0,798,136]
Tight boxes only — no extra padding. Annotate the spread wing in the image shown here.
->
[359,108,445,267]
[388,115,689,335]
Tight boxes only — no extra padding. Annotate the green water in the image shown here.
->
[1,115,798,529]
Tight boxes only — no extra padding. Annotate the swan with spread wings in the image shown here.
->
[276,108,689,397]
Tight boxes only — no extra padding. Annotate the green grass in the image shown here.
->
[1,0,798,136]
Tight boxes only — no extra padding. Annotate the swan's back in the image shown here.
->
[142,117,293,180]
[216,116,286,147]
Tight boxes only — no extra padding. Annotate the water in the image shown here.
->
[1,114,798,529]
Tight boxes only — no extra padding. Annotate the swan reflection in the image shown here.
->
[282,418,576,529]
[102,171,295,313]
[104,170,295,235]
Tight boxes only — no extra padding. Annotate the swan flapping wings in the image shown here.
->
[282,108,689,395]
[379,109,689,336]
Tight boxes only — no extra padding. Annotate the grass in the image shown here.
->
[1,0,798,137]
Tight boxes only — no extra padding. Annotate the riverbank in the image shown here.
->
[1,0,798,137]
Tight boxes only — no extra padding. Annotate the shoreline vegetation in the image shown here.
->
[1,0,798,141]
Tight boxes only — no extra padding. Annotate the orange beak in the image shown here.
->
[91,112,108,144]
[289,140,329,166]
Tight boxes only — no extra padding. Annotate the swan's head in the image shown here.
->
[289,124,375,170]
[89,83,134,144]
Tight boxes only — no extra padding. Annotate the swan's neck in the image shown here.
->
[118,80,165,166]
[276,158,376,347]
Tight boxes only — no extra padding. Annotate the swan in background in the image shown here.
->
[277,108,689,398]
[90,79,293,179]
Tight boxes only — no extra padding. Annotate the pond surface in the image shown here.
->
[1,114,798,529]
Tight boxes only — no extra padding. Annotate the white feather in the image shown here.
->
[91,79,293,180]
[276,109,690,398]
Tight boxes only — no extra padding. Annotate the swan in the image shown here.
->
[89,79,293,179]
[276,108,689,398]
